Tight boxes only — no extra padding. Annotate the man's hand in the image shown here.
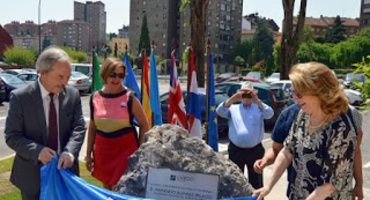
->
[253,158,267,174]
[352,183,364,200]
[58,152,74,169]
[38,147,56,164]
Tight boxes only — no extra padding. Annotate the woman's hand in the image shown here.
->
[84,155,94,172]
[253,186,271,200]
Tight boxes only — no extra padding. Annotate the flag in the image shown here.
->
[40,156,146,200]
[168,50,187,129]
[123,52,141,100]
[207,50,218,151]
[187,48,202,138]
[92,52,103,92]
[141,50,152,127]
[149,48,162,126]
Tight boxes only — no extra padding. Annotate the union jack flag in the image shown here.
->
[168,50,187,129]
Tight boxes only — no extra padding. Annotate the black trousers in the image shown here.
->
[21,191,39,200]
[228,142,265,189]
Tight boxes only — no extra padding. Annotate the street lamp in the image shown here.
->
[38,0,42,54]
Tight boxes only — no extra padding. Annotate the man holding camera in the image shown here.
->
[216,82,274,189]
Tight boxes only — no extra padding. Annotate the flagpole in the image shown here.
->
[140,47,145,105]
[186,41,192,108]
[125,44,128,56]
[205,39,211,143]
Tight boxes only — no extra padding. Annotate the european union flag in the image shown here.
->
[207,50,218,151]
[123,52,141,100]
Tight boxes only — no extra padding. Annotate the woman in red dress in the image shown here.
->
[85,57,149,190]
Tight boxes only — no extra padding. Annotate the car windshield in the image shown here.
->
[0,74,25,84]
[218,73,235,78]
[271,88,285,101]
[269,73,280,79]
[345,73,365,82]
[247,72,261,79]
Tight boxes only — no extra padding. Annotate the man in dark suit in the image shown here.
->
[4,46,86,200]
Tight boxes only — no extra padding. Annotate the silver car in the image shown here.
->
[68,71,91,93]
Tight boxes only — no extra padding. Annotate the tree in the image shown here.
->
[138,14,151,56]
[180,0,209,87]
[233,56,245,68]
[325,15,346,43]
[42,36,51,50]
[108,33,118,40]
[254,18,274,75]
[280,0,307,79]
[62,47,88,63]
[3,47,36,67]
[233,39,255,67]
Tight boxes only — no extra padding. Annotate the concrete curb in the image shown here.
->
[0,153,14,161]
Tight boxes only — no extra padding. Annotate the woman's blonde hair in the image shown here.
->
[100,57,126,83]
[289,62,348,117]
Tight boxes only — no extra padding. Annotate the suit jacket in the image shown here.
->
[4,82,86,195]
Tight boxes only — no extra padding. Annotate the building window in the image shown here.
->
[365,0,370,4]
[364,8,370,13]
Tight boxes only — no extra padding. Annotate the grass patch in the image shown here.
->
[0,189,21,200]
[78,161,102,187]
[0,156,14,174]
[0,157,102,199]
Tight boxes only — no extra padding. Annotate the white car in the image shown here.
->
[265,72,280,84]
[344,89,363,106]
[68,71,91,93]
[270,80,292,97]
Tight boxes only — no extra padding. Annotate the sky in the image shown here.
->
[0,0,362,33]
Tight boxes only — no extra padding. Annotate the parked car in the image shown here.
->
[2,69,25,76]
[215,72,238,83]
[246,71,264,81]
[343,73,366,89]
[215,81,288,128]
[17,71,39,84]
[160,88,229,137]
[68,71,91,93]
[226,76,262,83]
[265,72,280,84]
[0,73,27,101]
[0,80,7,104]
[71,63,92,78]
[344,89,364,106]
[270,80,292,95]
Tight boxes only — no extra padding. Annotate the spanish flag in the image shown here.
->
[141,50,152,127]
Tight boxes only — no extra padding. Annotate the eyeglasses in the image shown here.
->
[108,72,124,79]
[242,93,253,99]
[291,89,303,99]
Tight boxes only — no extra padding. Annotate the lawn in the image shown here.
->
[0,156,102,199]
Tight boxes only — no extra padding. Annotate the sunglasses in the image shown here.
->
[242,93,253,99]
[108,72,125,79]
[291,89,303,99]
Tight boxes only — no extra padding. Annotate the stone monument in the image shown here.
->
[115,124,254,199]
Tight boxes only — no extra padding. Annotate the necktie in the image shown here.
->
[48,93,58,151]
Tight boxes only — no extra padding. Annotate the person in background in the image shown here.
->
[254,62,357,200]
[253,103,363,200]
[85,57,149,190]
[216,82,274,189]
[4,46,86,200]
